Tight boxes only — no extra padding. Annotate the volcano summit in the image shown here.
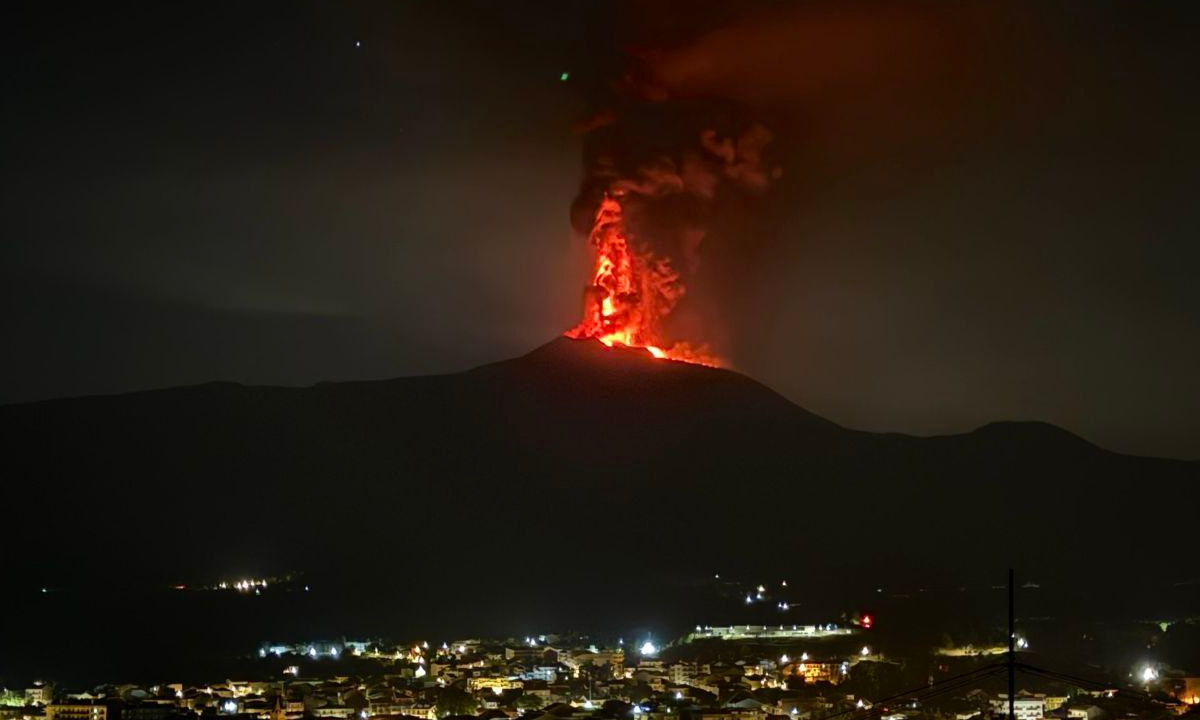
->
[3,336,1192,591]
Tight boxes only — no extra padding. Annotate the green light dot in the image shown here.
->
[560,72,569,82]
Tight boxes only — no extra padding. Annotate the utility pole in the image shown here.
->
[1008,568,1015,720]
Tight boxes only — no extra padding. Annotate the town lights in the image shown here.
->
[861,646,871,656]
[675,692,684,701]
[1142,667,1158,683]
[780,654,790,664]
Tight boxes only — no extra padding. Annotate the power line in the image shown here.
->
[1015,663,1155,703]
[815,664,1007,720]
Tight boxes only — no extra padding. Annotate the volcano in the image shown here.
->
[3,337,1195,613]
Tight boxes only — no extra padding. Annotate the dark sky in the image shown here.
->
[3,1,1198,459]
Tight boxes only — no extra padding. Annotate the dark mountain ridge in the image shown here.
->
[2,336,1197,685]
[2,336,1194,597]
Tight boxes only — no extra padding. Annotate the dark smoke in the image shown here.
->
[569,92,781,355]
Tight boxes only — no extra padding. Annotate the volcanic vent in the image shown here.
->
[562,102,779,367]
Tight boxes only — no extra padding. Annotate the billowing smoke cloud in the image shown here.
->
[567,92,781,362]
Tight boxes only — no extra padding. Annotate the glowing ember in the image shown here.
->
[567,193,720,366]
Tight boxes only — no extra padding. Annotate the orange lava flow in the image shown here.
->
[566,194,721,367]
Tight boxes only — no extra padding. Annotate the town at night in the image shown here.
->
[2,3,1197,720]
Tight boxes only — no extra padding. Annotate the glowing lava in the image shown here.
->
[566,194,720,366]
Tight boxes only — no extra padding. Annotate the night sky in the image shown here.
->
[4,1,1198,459]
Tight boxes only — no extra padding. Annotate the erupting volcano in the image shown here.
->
[562,99,779,368]
[566,193,718,366]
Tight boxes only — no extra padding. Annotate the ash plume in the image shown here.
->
[567,88,781,362]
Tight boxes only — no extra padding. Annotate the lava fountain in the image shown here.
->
[566,193,720,366]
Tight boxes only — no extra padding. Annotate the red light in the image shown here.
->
[861,614,873,629]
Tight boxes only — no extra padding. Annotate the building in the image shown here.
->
[687,625,853,642]
[990,694,1045,720]
[466,679,521,694]
[1165,677,1200,706]
[46,703,114,720]
[26,685,54,707]
[785,661,844,685]
[517,668,557,683]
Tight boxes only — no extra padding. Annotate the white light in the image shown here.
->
[457,644,466,654]
[308,647,317,658]
[856,700,865,709]
[583,701,594,710]
[492,687,503,696]
[757,585,766,593]
[861,646,870,656]
[801,653,809,661]
[1142,667,1158,683]
[360,711,367,720]
[781,580,788,587]
[780,654,790,664]
[745,595,753,604]
[640,641,658,656]
[675,692,684,701]
[221,701,238,714]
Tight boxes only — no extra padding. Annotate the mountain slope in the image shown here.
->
[2,336,1194,590]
